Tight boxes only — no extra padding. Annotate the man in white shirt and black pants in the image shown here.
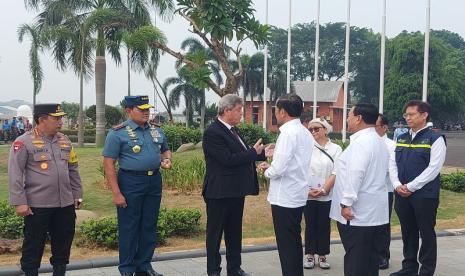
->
[375,113,397,270]
[330,103,389,276]
[258,94,314,276]
[389,100,446,276]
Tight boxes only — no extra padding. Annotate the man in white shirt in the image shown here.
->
[375,113,397,270]
[389,100,446,276]
[258,94,314,276]
[330,103,389,276]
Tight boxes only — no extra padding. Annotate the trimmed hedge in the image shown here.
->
[78,207,201,248]
[441,172,465,193]
[161,125,202,151]
[236,123,277,145]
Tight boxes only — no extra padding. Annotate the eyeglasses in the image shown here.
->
[403,112,423,118]
[309,127,323,133]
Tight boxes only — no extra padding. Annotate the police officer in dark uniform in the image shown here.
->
[8,104,83,276]
[389,100,446,276]
[103,96,171,276]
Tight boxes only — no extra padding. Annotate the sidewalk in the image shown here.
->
[36,235,465,276]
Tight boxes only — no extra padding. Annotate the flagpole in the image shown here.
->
[379,0,386,113]
[263,0,269,130]
[342,0,351,142]
[286,0,292,94]
[422,0,430,102]
[312,0,320,119]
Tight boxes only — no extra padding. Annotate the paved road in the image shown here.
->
[443,131,465,167]
[40,235,465,276]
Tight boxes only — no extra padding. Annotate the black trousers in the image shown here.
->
[206,197,245,274]
[395,195,439,276]
[337,222,381,276]
[21,205,76,272]
[376,192,394,262]
[303,200,331,255]
[271,204,304,276]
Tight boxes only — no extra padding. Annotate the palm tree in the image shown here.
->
[239,52,264,122]
[26,0,174,147]
[178,37,223,131]
[162,69,204,128]
[17,23,43,124]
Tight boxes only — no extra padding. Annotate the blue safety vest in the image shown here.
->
[395,128,443,198]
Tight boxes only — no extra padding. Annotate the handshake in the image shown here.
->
[253,139,275,174]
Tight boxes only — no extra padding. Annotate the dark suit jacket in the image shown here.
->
[202,119,266,199]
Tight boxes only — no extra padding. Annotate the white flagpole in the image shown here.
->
[286,0,292,94]
[263,0,269,130]
[342,0,351,142]
[422,0,431,102]
[379,0,386,113]
[313,0,321,119]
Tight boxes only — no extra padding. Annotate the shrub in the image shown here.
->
[161,158,205,191]
[236,123,277,145]
[441,172,465,193]
[0,200,23,239]
[161,125,202,151]
[78,207,202,248]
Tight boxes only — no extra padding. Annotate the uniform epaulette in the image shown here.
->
[112,124,125,131]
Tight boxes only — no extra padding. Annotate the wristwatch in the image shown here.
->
[340,203,349,209]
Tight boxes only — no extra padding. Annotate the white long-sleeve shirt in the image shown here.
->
[308,140,342,202]
[389,126,447,192]
[383,135,396,193]
[265,119,314,208]
[330,127,389,226]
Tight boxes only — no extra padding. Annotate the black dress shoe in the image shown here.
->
[379,258,389,270]
[120,273,134,276]
[24,270,38,276]
[134,268,163,276]
[389,270,417,276]
[227,268,252,276]
[207,273,221,276]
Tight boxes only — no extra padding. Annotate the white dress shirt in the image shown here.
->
[265,119,314,208]
[217,117,247,149]
[308,140,342,202]
[330,127,389,226]
[383,135,396,193]
[389,126,447,192]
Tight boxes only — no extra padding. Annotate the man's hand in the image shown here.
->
[253,138,264,154]
[15,205,33,217]
[74,199,83,209]
[257,161,270,173]
[308,188,324,198]
[265,144,275,158]
[160,158,172,169]
[113,192,128,208]
[341,206,355,221]
[396,185,412,197]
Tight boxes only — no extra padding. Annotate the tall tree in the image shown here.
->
[17,23,43,122]
[239,52,264,121]
[26,0,174,147]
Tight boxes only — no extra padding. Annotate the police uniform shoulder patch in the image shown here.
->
[12,140,24,153]
[112,124,125,131]
[69,147,79,164]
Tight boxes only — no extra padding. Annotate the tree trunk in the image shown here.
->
[200,90,205,132]
[95,55,106,147]
[78,36,85,147]
[185,95,190,128]
[154,76,173,122]
[127,47,131,96]
[32,87,36,128]
[242,87,246,122]
[250,88,254,124]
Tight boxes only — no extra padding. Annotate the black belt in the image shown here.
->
[120,168,159,176]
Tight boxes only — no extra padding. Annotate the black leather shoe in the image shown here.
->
[389,270,417,276]
[134,268,163,276]
[379,258,389,270]
[227,268,252,276]
[207,273,221,276]
[120,273,134,276]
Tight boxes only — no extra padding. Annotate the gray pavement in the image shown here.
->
[40,235,465,276]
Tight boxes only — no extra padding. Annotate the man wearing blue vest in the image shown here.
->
[389,100,446,276]
[103,95,172,276]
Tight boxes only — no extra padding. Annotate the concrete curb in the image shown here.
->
[0,229,463,275]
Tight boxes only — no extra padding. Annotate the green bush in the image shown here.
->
[236,123,277,145]
[161,125,202,151]
[78,207,202,248]
[441,172,465,193]
[161,158,205,191]
[67,135,97,143]
[0,200,23,239]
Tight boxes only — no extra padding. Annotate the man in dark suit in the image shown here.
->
[203,94,266,276]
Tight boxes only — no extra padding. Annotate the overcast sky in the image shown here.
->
[0,0,463,111]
